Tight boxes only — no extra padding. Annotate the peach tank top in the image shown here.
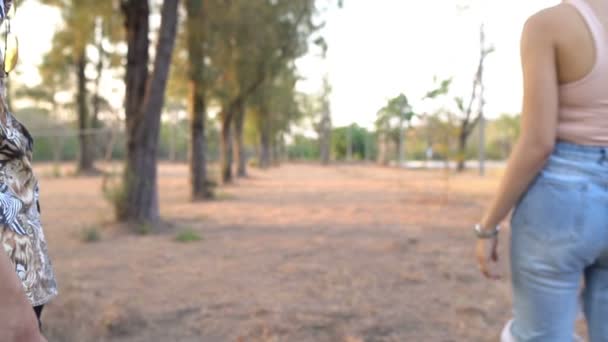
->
[558,0,608,145]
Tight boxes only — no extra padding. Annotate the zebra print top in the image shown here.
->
[0,0,11,20]
[0,0,57,306]
[0,104,58,306]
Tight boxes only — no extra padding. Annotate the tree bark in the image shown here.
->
[186,0,212,200]
[121,0,151,221]
[478,25,487,177]
[457,128,467,172]
[92,18,105,131]
[319,115,331,165]
[122,0,149,136]
[346,124,353,162]
[76,50,95,173]
[377,130,389,166]
[220,73,266,180]
[233,98,247,177]
[271,135,280,166]
[169,111,177,162]
[220,107,234,183]
[121,0,179,223]
[278,134,286,165]
[259,117,271,169]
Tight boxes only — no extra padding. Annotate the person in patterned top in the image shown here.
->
[0,0,56,340]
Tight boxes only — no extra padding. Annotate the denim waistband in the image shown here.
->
[553,141,608,163]
[544,142,608,183]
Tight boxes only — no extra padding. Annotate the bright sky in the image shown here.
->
[13,0,561,129]
[296,0,561,128]
[13,2,62,85]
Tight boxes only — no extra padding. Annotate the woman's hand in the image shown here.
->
[476,236,501,280]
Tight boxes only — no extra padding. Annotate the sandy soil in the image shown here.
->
[35,163,520,341]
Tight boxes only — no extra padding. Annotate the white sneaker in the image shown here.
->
[500,320,515,342]
[501,319,584,342]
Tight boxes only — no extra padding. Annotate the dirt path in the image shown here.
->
[39,163,512,342]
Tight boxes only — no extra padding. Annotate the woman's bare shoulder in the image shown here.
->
[523,4,578,41]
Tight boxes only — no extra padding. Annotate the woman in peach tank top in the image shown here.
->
[473,0,608,341]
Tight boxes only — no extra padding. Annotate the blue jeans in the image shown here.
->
[508,142,608,341]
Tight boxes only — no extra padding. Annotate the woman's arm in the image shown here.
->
[0,250,46,342]
[0,1,46,339]
[476,11,560,278]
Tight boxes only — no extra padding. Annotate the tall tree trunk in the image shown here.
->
[346,124,352,162]
[378,126,391,166]
[187,0,212,200]
[92,18,105,131]
[478,25,487,177]
[457,128,467,172]
[220,107,234,183]
[89,23,105,171]
[319,103,332,165]
[76,51,95,173]
[233,98,247,177]
[169,111,177,162]
[377,131,386,165]
[221,86,265,180]
[104,126,117,162]
[397,118,404,166]
[271,135,280,166]
[121,0,151,221]
[121,0,179,223]
[278,134,286,164]
[259,118,271,169]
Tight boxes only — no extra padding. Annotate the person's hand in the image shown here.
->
[0,250,45,342]
[476,236,501,280]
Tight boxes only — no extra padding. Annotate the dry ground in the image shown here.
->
[35,162,517,342]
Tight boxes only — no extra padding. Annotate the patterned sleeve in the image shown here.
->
[0,0,12,20]
[0,0,9,134]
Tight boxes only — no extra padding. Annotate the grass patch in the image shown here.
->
[80,226,101,243]
[51,164,63,178]
[136,223,152,236]
[215,191,236,201]
[101,172,128,220]
[42,164,63,178]
[248,158,259,168]
[175,229,202,243]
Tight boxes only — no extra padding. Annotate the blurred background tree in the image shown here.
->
[8,0,522,228]
[35,0,119,174]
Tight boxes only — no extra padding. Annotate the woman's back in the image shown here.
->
[552,0,608,145]
[478,2,608,341]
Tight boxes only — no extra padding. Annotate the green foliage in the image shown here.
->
[375,93,413,132]
[25,0,340,174]
[467,113,521,160]
[215,191,236,201]
[102,173,127,220]
[332,124,374,161]
[424,78,452,99]
[158,117,189,161]
[175,229,202,243]
[396,113,521,162]
[287,134,320,160]
[202,0,323,166]
[38,0,119,87]
[249,65,303,144]
[18,105,217,162]
[50,164,63,178]
[136,223,152,236]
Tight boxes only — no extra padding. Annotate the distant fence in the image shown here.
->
[30,123,221,163]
